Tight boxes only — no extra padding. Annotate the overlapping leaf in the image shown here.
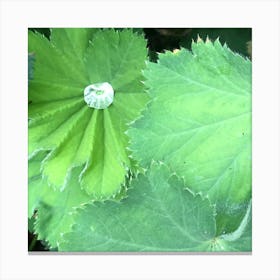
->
[28,28,149,198]
[29,152,92,248]
[59,163,251,252]
[128,39,252,233]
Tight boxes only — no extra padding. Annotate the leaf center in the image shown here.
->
[84,82,114,109]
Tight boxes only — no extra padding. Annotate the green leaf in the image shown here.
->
[128,39,252,233]
[28,28,149,198]
[59,163,251,252]
[29,152,92,248]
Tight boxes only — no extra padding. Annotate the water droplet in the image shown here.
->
[84,82,114,109]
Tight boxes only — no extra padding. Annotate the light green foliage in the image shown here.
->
[28,30,252,252]
[28,28,149,198]
[128,39,252,234]
[60,163,251,252]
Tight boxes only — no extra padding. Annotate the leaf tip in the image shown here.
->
[196,34,203,43]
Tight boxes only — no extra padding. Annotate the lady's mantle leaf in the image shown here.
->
[59,163,251,252]
[28,28,148,198]
[128,39,251,233]
[29,152,92,248]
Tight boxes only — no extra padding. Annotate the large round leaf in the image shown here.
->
[128,39,252,233]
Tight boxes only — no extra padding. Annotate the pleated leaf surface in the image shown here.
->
[28,28,149,198]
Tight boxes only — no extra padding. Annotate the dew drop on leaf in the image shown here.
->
[84,82,114,109]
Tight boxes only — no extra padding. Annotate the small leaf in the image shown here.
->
[59,163,251,252]
[128,39,252,233]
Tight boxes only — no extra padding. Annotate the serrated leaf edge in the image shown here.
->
[58,161,217,251]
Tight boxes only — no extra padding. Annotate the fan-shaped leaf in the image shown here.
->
[28,28,149,198]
